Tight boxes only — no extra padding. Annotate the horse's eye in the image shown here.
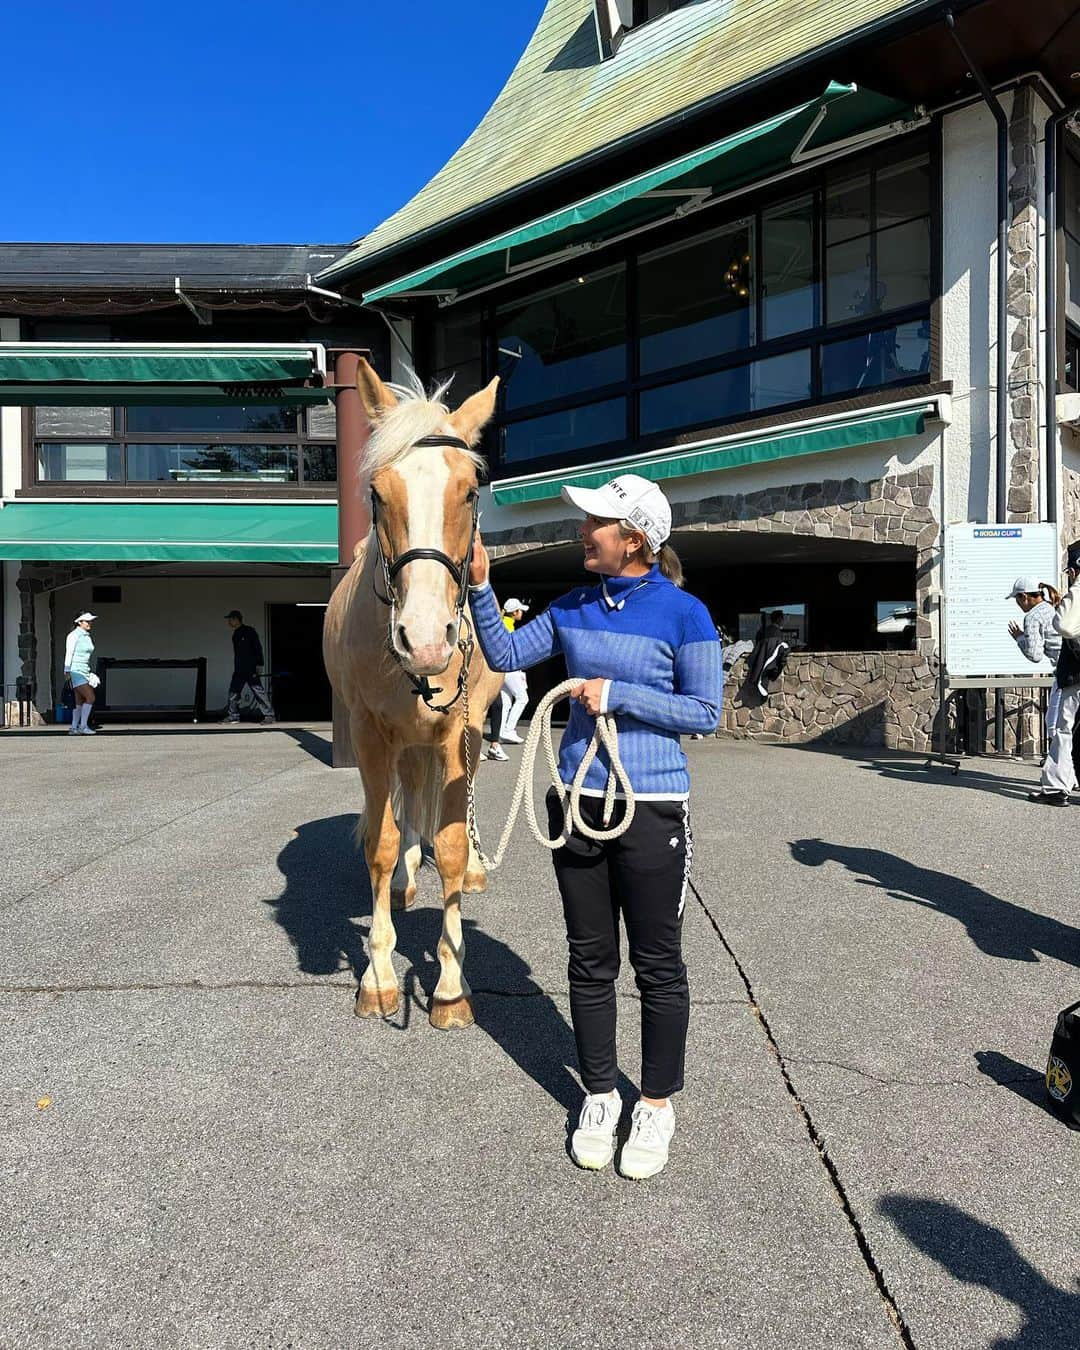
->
[466,488,479,504]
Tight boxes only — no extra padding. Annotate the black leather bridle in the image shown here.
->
[370,433,480,714]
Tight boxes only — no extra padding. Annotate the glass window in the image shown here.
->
[762,194,816,338]
[826,169,871,245]
[1066,328,1080,393]
[305,400,337,440]
[641,365,749,435]
[124,404,298,433]
[124,444,297,483]
[497,267,626,411]
[876,600,917,649]
[432,306,485,400]
[638,222,754,374]
[751,349,812,410]
[302,443,337,482]
[821,319,930,397]
[876,152,931,229]
[35,406,113,438]
[37,442,122,482]
[827,235,874,325]
[501,398,625,463]
[876,218,931,313]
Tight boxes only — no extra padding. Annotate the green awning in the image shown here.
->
[364,83,922,305]
[0,343,332,406]
[0,501,338,563]
[490,405,934,506]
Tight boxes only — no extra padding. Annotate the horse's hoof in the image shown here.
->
[390,886,417,910]
[354,984,400,1019]
[462,870,487,894]
[429,995,474,1030]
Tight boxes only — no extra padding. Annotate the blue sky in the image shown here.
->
[1,2,545,244]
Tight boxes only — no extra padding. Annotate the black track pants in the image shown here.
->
[547,789,692,1099]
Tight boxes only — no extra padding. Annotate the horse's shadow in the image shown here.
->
[266,813,630,1113]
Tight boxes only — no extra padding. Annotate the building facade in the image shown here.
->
[314,0,1080,752]
[0,245,389,724]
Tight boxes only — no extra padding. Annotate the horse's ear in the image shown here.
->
[355,358,398,421]
[449,376,500,447]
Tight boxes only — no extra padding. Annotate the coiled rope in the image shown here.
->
[462,676,636,872]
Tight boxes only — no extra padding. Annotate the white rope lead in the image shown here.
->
[464,677,636,873]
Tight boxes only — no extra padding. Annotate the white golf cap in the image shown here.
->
[1005,576,1042,599]
[502,597,529,614]
[75,611,98,622]
[560,473,672,554]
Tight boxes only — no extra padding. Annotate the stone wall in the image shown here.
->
[1007,85,1041,522]
[487,466,942,750]
[1062,465,1080,554]
[719,650,935,750]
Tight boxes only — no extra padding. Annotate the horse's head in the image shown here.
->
[357,359,499,677]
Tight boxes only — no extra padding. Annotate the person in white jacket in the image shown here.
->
[498,598,530,744]
[1033,543,1080,805]
[64,611,99,736]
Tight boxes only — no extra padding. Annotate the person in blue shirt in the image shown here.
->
[468,474,721,1179]
[63,611,99,737]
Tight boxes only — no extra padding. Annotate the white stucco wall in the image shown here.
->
[1,316,21,695]
[41,572,329,713]
[941,101,999,526]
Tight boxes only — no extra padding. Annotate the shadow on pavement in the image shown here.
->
[973,1050,1069,1127]
[268,813,615,1112]
[789,838,1080,968]
[878,1195,1080,1348]
[859,758,1036,801]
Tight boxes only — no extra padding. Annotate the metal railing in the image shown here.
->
[1,681,37,729]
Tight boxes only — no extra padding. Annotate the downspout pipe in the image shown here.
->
[1044,105,1080,527]
[945,9,1009,524]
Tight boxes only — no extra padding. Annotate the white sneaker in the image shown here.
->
[501,731,524,745]
[570,1090,621,1171]
[78,726,97,735]
[619,1100,675,1179]
[485,743,509,762]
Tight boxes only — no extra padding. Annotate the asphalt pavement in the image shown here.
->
[2,723,1077,1349]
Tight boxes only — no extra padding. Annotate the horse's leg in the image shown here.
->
[429,745,474,1031]
[391,823,422,911]
[353,714,402,1019]
[461,722,488,895]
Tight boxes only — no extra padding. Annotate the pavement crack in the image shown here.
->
[785,1056,1044,1093]
[0,978,355,996]
[0,759,311,918]
[688,879,918,1350]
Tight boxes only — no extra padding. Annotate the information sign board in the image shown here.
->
[943,523,1060,679]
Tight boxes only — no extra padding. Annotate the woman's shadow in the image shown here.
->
[266,814,634,1113]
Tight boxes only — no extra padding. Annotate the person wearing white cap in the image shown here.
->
[1027,545,1080,805]
[497,598,531,745]
[467,473,721,1179]
[64,612,99,736]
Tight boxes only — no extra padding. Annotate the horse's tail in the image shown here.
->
[395,745,445,846]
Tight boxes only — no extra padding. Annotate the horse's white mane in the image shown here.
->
[362,368,485,480]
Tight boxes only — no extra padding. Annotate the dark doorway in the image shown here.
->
[267,604,331,720]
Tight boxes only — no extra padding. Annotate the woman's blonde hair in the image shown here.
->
[618,521,684,588]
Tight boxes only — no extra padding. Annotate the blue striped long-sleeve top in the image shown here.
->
[469,565,722,800]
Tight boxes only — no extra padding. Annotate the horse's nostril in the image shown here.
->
[395,624,411,654]
[446,620,459,646]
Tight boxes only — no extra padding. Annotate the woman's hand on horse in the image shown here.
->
[571,679,606,716]
[469,533,490,587]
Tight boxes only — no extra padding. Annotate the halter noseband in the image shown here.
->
[370,434,480,714]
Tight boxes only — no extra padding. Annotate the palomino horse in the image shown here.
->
[323,360,504,1030]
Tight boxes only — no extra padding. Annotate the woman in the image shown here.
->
[498,598,531,744]
[64,611,99,736]
[468,474,721,1179]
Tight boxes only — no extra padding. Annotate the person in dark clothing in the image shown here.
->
[747,610,790,698]
[223,609,275,724]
